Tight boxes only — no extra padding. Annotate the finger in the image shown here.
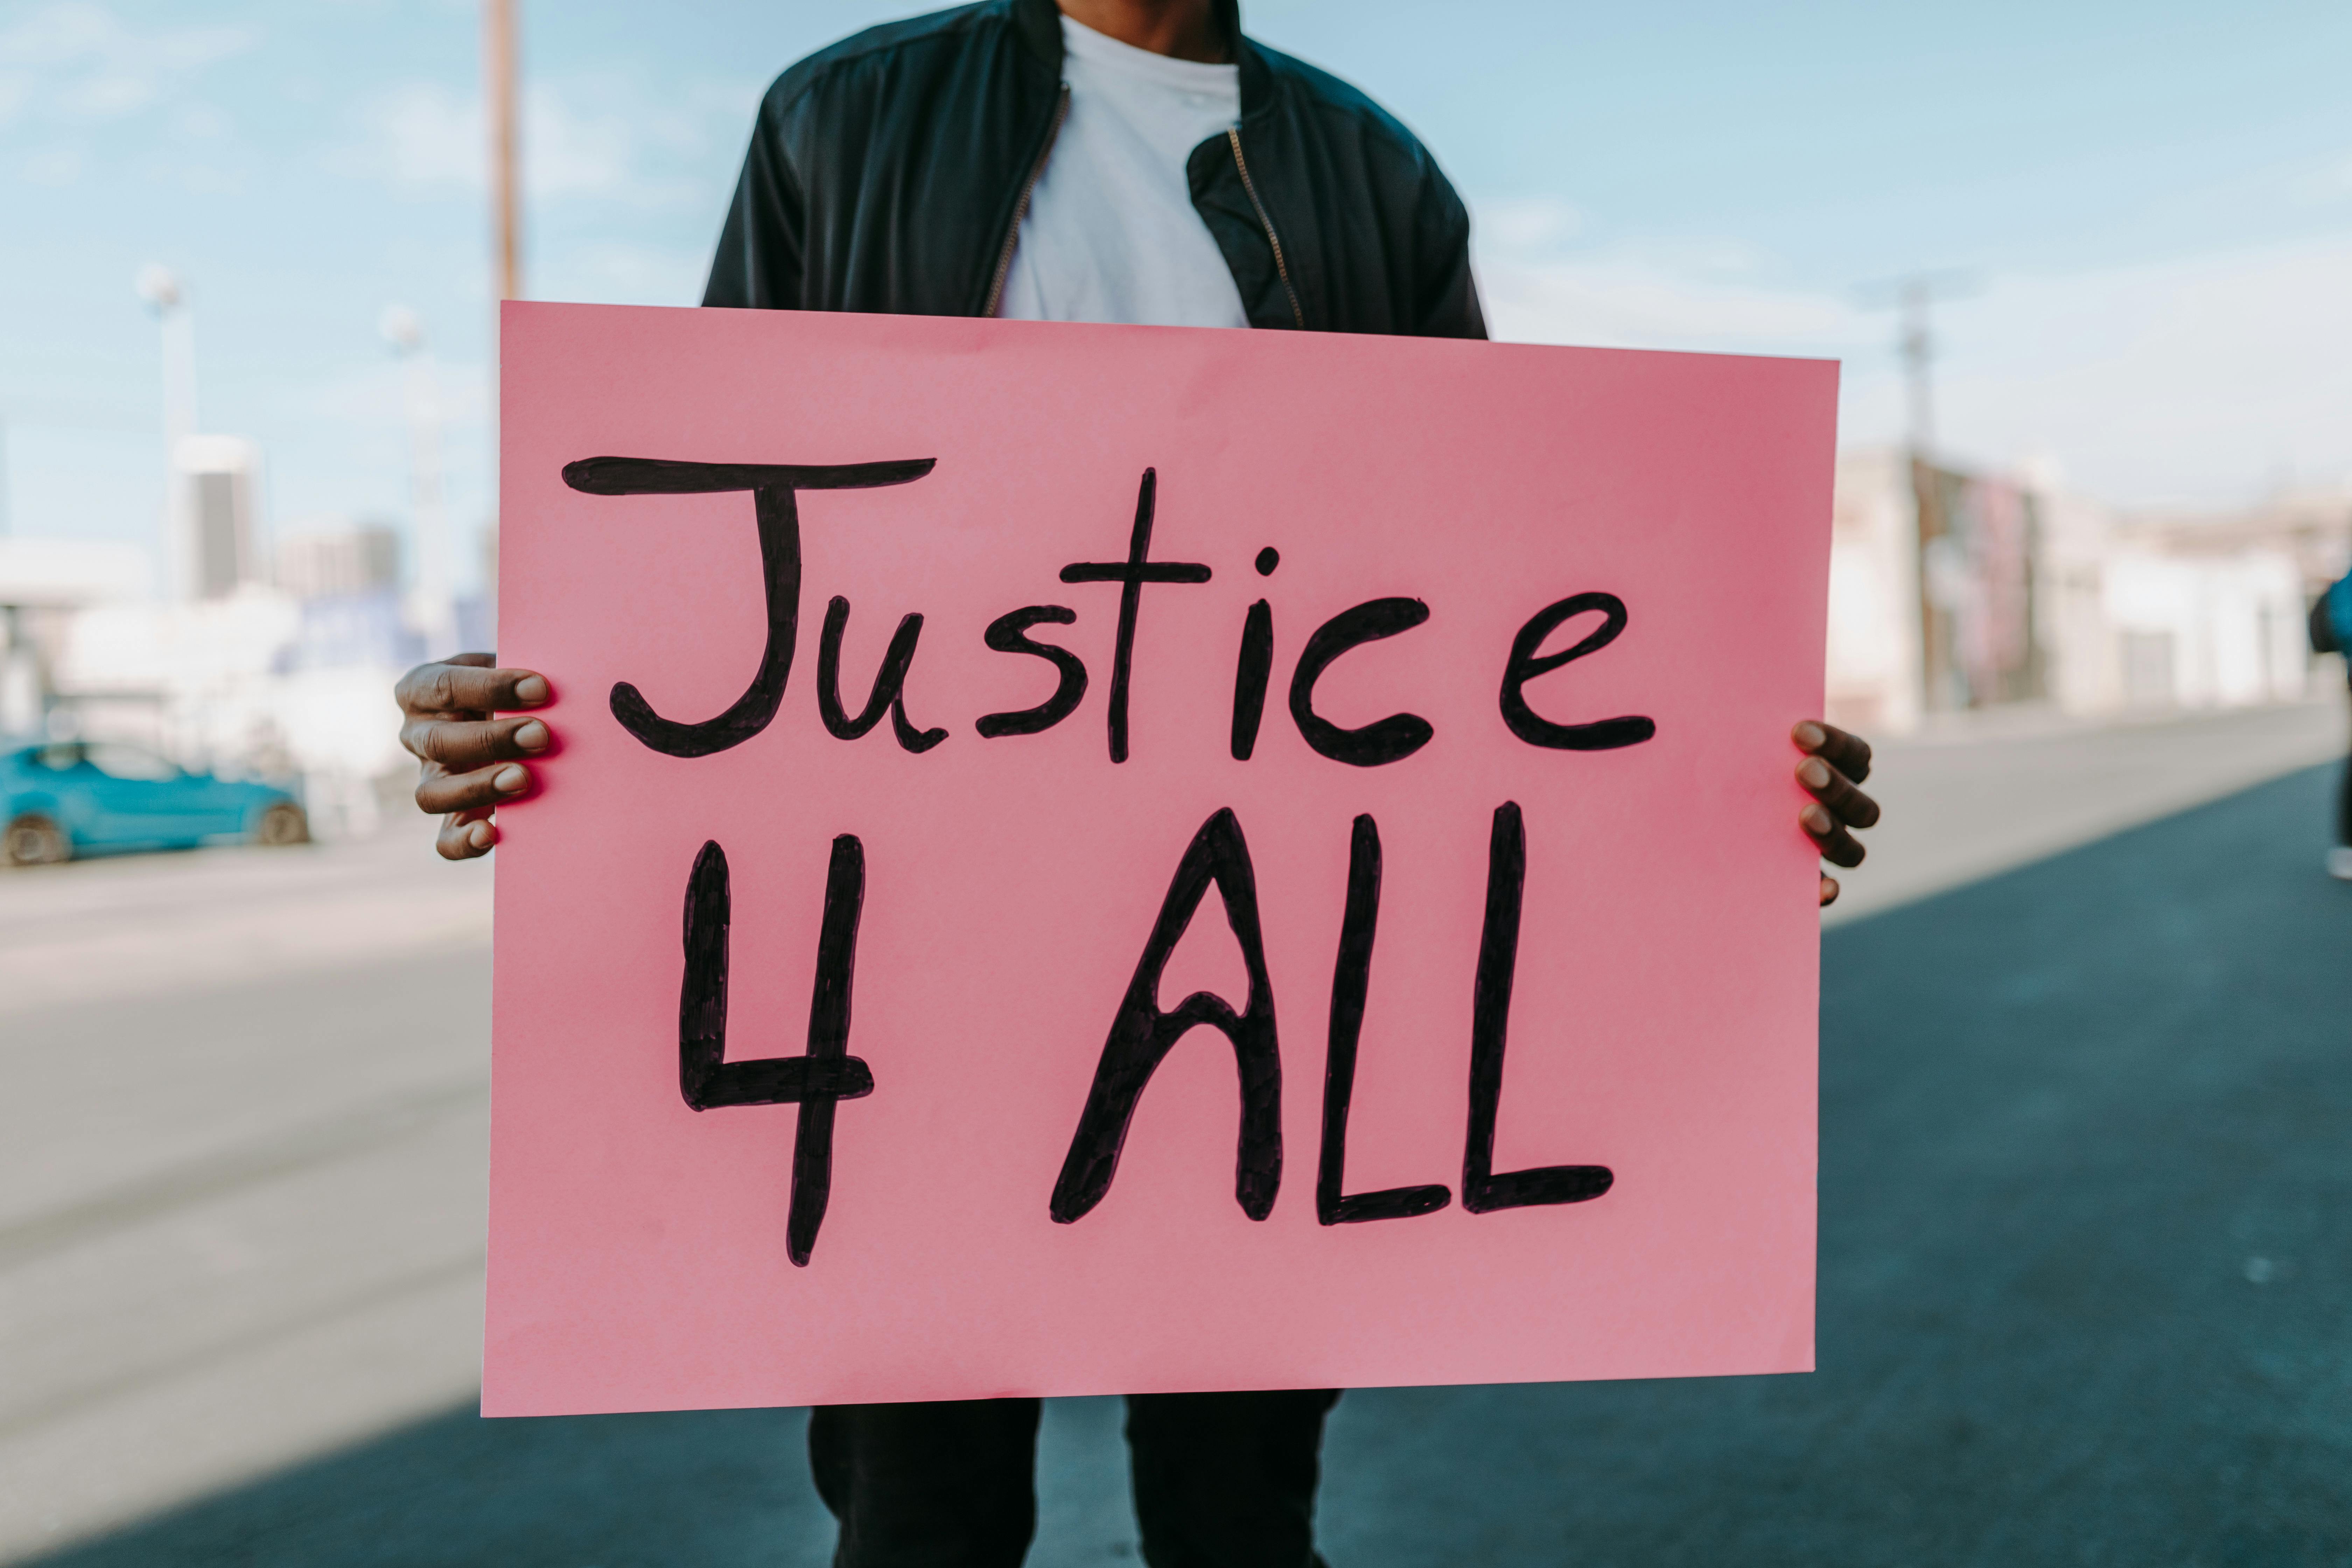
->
[1795,756,1882,830]
[1819,874,1839,906]
[437,809,499,860]
[401,715,553,771]
[415,761,533,816]
[1802,802,1865,868]
[396,660,551,718]
[1792,719,1872,785]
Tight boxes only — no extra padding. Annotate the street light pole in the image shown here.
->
[382,307,458,657]
[135,264,199,600]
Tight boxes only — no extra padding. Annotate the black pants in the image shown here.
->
[808,1390,1341,1568]
[2340,687,2352,845]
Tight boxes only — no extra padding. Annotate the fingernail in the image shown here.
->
[494,765,529,794]
[1794,721,1824,748]
[514,675,550,706]
[470,821,495,850]
[1803,804,1830,832]
[514,720,551,752]
[1799,758,1830,788]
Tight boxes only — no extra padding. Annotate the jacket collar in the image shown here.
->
[1010,0,1262,110]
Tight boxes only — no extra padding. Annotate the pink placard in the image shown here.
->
[486,301,1834,1417]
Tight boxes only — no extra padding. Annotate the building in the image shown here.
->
[0,539,155,738]
[1826,449,2346,734]
[174,435,262,601]
[275,520,401,600]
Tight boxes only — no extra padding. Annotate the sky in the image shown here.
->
[1,0,2348,592]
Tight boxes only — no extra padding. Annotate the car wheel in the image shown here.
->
[254,802,310,847]
[3,814,70,867]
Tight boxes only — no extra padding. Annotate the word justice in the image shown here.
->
[570,455,1662,1266]
[563,456,1660,764]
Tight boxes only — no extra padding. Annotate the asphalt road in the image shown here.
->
[6,700,2348,1566]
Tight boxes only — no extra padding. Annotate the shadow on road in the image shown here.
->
[32,766,2352,1567]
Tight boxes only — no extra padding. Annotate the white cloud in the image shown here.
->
[1930,238,2352,505]
[1474,200,2352,506]
[342,77,726,206]
[541,241,710,308]
[1478,194,1582,253]
[353,80,475,187]
[0,3,256,128]
[1474,197,1857,351]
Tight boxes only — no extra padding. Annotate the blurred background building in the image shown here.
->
[1826,450,2349,735]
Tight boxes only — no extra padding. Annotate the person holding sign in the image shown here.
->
[396,1,1883,1563]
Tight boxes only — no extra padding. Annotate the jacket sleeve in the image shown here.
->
[1412,162,1487,340]
[703,87,805,309]
[2316,583,2347,656]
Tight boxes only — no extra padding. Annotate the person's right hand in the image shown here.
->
[396,652,552,860]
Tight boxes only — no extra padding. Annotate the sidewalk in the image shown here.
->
[1827,695,2348,923]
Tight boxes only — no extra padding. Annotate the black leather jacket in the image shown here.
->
[703,0,1485,338]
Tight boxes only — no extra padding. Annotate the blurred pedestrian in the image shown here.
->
[394,1,1884,1563]
[2312,567,2352,880]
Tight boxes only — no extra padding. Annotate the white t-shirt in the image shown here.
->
[995,15,1248,329]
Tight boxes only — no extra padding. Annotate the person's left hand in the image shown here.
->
[1792,720,1880,907]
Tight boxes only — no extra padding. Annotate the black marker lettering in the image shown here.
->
[1317,813,1451,1225]
[1499,593,1656,751]
[976,606,1088,738]
[1050,807,1281,1223]
[817,596,946,754]
[563,456,935,757]
[1288,597,1435,767]
[679,836,876,1265]
[1462,802,1614,1213]
[1229,599,1273,760]
[1059,468,1211,763]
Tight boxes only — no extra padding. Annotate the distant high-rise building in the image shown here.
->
[173,435,260,600]
[276,522,402,600]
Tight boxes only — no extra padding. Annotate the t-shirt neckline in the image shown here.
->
[1059,13,1239,91]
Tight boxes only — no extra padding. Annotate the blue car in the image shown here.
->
[1,741,308,866]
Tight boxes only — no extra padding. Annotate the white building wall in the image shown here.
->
[1826,449,1922,734]
[2102,549,2307,710]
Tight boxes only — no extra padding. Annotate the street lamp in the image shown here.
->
[380,305,458,656]
[136,264,200,599]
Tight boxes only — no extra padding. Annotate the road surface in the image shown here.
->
[3,696,2345,1564]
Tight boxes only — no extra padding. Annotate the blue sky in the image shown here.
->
[2,0,2348,590]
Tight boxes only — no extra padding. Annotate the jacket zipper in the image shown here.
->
[985,85,1071,318]
[1226,126,1305,330]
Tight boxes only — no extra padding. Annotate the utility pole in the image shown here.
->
[1897,276,1935,461]
[1857,269,1975,467]
[484,0,523,303]
[1857,269,1979,714]
[482,0,522,644]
